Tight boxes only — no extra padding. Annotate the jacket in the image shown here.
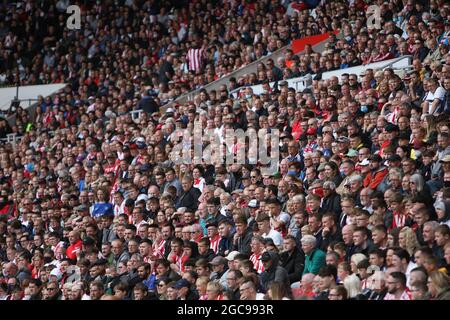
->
[279,248,305,284]
[302,248,326,275]
[218,236,233,257]
[363,167,388,190]
[66,240,83,261]
[176,187,201,212]
[199,249,216,262]
[320,192,342,218]
[102,224,118,244]
[113,250,130,267]
[233,227,253,255]
[259,251,290,293]
[435,288,450,300]
[320,229,343,252]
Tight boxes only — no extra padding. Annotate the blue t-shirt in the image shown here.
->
[92,202,114,218]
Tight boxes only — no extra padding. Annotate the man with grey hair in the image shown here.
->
[365,270,387,300]
[336,160,357,196]
[288,194,306,238]
[291,273,316,299]
[347,174,364,204]
[359,187,373,213]
[321,180,342,217]
[301,235,326,275]
[219,192,232,216]
[422,221,440,255]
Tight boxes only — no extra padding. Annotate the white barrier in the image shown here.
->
[230,55,413,96]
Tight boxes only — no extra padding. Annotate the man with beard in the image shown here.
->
[137,262,156,291]
[384,272,411,300]
[363,155,388,192]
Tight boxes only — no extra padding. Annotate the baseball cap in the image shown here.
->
[369,154,383,162]
[359,159,370,166]
[225,251,240,261]
[387,154,402,163]
[248,199,259,208]
[439,155,450,163]
[174,279,190,289]
[346,149,358,157]
[337,136,350,143]
[210,256,227,266]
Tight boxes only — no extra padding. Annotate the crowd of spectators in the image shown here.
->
[1,0,450,301]
[0,0,330,108]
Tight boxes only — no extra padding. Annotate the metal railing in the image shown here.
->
[0,133,23,145]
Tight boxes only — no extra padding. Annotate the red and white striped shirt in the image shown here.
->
[156,239,166,257]
[384,289,412,300]
[210,234,221,254]
[250,253,265,274]
[187,48,205,72]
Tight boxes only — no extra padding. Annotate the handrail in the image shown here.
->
[0,133,23,145]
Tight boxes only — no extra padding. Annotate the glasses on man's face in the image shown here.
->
[47,287,57,291]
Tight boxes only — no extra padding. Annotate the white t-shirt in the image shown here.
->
[262,229,284,247]
[425,86,446,114]
[256,293,266,300]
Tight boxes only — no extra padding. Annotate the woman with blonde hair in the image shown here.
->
[421,114,437,143]
[206,281,224,300]
[350,253,367,274]
[427,271,450,300]
[398,227,420,257]
[343,273,363,299]
[266,281,291,300]
[196,276,209,300]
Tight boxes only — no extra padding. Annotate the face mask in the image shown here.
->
[444,181,450,188]
[44,257,52,264]
[340,170,346,177]
[26,163,34,172]
[360,105,368,113]
[287,170,297,176]
[245,94,252,99]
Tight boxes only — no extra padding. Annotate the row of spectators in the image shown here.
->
[0,0,450,301]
